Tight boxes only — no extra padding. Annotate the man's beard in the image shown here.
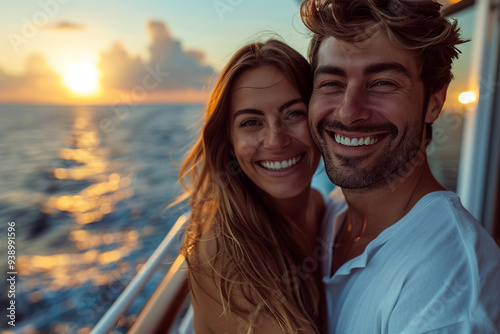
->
[313,120,425,190]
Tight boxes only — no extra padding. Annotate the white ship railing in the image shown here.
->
[90,211,192,334]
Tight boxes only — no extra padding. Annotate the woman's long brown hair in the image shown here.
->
[175,39,320,333]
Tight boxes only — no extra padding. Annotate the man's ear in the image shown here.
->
[425,84,448,123]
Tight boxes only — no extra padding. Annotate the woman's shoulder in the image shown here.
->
[188,227,290,333]
[187,225,220,274]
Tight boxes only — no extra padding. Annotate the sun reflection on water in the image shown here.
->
[41,111,136,224]
[19,229,139,291]
[18,108,147,328]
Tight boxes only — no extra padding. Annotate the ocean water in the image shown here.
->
[0,104,202,333]
[0,104,463,333]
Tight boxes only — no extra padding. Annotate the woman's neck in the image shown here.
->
[272,187,325,255]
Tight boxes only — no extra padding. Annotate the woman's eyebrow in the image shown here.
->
[279,98,304,112]
[233,98,304,119]
[233,109,263,119]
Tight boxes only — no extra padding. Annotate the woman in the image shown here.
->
[177,39,325,333]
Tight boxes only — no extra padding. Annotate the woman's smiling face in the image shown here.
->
[230,66,320,199]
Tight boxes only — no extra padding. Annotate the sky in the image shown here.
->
[0,0,311,104]
[0,0,475,105]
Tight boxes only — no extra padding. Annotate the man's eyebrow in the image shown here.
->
[233,98,304,119]
[314,63,412,79]
[364,62,411,78]
[314,65,346,79]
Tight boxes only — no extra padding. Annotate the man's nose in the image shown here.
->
[336,85,370,125]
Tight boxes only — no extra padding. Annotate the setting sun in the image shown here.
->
[62,61,100,95]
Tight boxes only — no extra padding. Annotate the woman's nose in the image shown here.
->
[263,123,291,150]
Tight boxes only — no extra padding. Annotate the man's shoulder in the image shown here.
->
[413,191,497,243]
[404,191,499,253]
[409,191,480,229]
[384,191,500,333]
[397,191,500,293]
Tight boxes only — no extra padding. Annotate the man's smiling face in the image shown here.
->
[308,31,431,189]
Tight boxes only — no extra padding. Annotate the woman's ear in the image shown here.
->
[425,84,448,124]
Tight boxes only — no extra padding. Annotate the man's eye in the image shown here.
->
[370,80,400,92]
[315,81,345,90]
[373,81,396,87]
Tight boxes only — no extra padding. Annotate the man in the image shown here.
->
[300,0,500,333]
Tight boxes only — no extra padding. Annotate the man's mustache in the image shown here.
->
[318,120,399,135]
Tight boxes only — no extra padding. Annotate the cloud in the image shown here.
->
[0,69,8,89]
[99,20,214,91]
[0,53,71,103]
[0,19,215,103]
[99,43,146,91]
[0,54,63,92]
[48,21,85,30]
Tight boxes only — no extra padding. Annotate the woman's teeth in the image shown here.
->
[334,134,380,147]
[260,155,302,171]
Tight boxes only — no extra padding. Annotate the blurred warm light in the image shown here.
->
[77,131,100,148]
[31,255,55,270]
[84,249,99,262]
[79,327,91,334]
[20,230,139,286]
[117,317,129,328]
[142,226,154,237]
[76,211,103,225]
[458,91,477,104]
[58,148,93,163]
[54,168,68,179]
[30,291,44,303]
[121,176,131,187]
[129,230,139,242]
[70,230,87,242]
[98,250,122,264]
[56,196,73,211]
[93,273,113,286]
[118,262,131,273]
[103,233,115,244]
[62,60,100,95]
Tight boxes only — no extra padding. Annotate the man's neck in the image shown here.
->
[341,159,446,243]
[331,159,445,274]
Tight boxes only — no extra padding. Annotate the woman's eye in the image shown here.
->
[240,119,261,127]
[285,110,307,120]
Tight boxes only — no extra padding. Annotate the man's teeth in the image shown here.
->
[335,134,380,147]
[260,155,302,171]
